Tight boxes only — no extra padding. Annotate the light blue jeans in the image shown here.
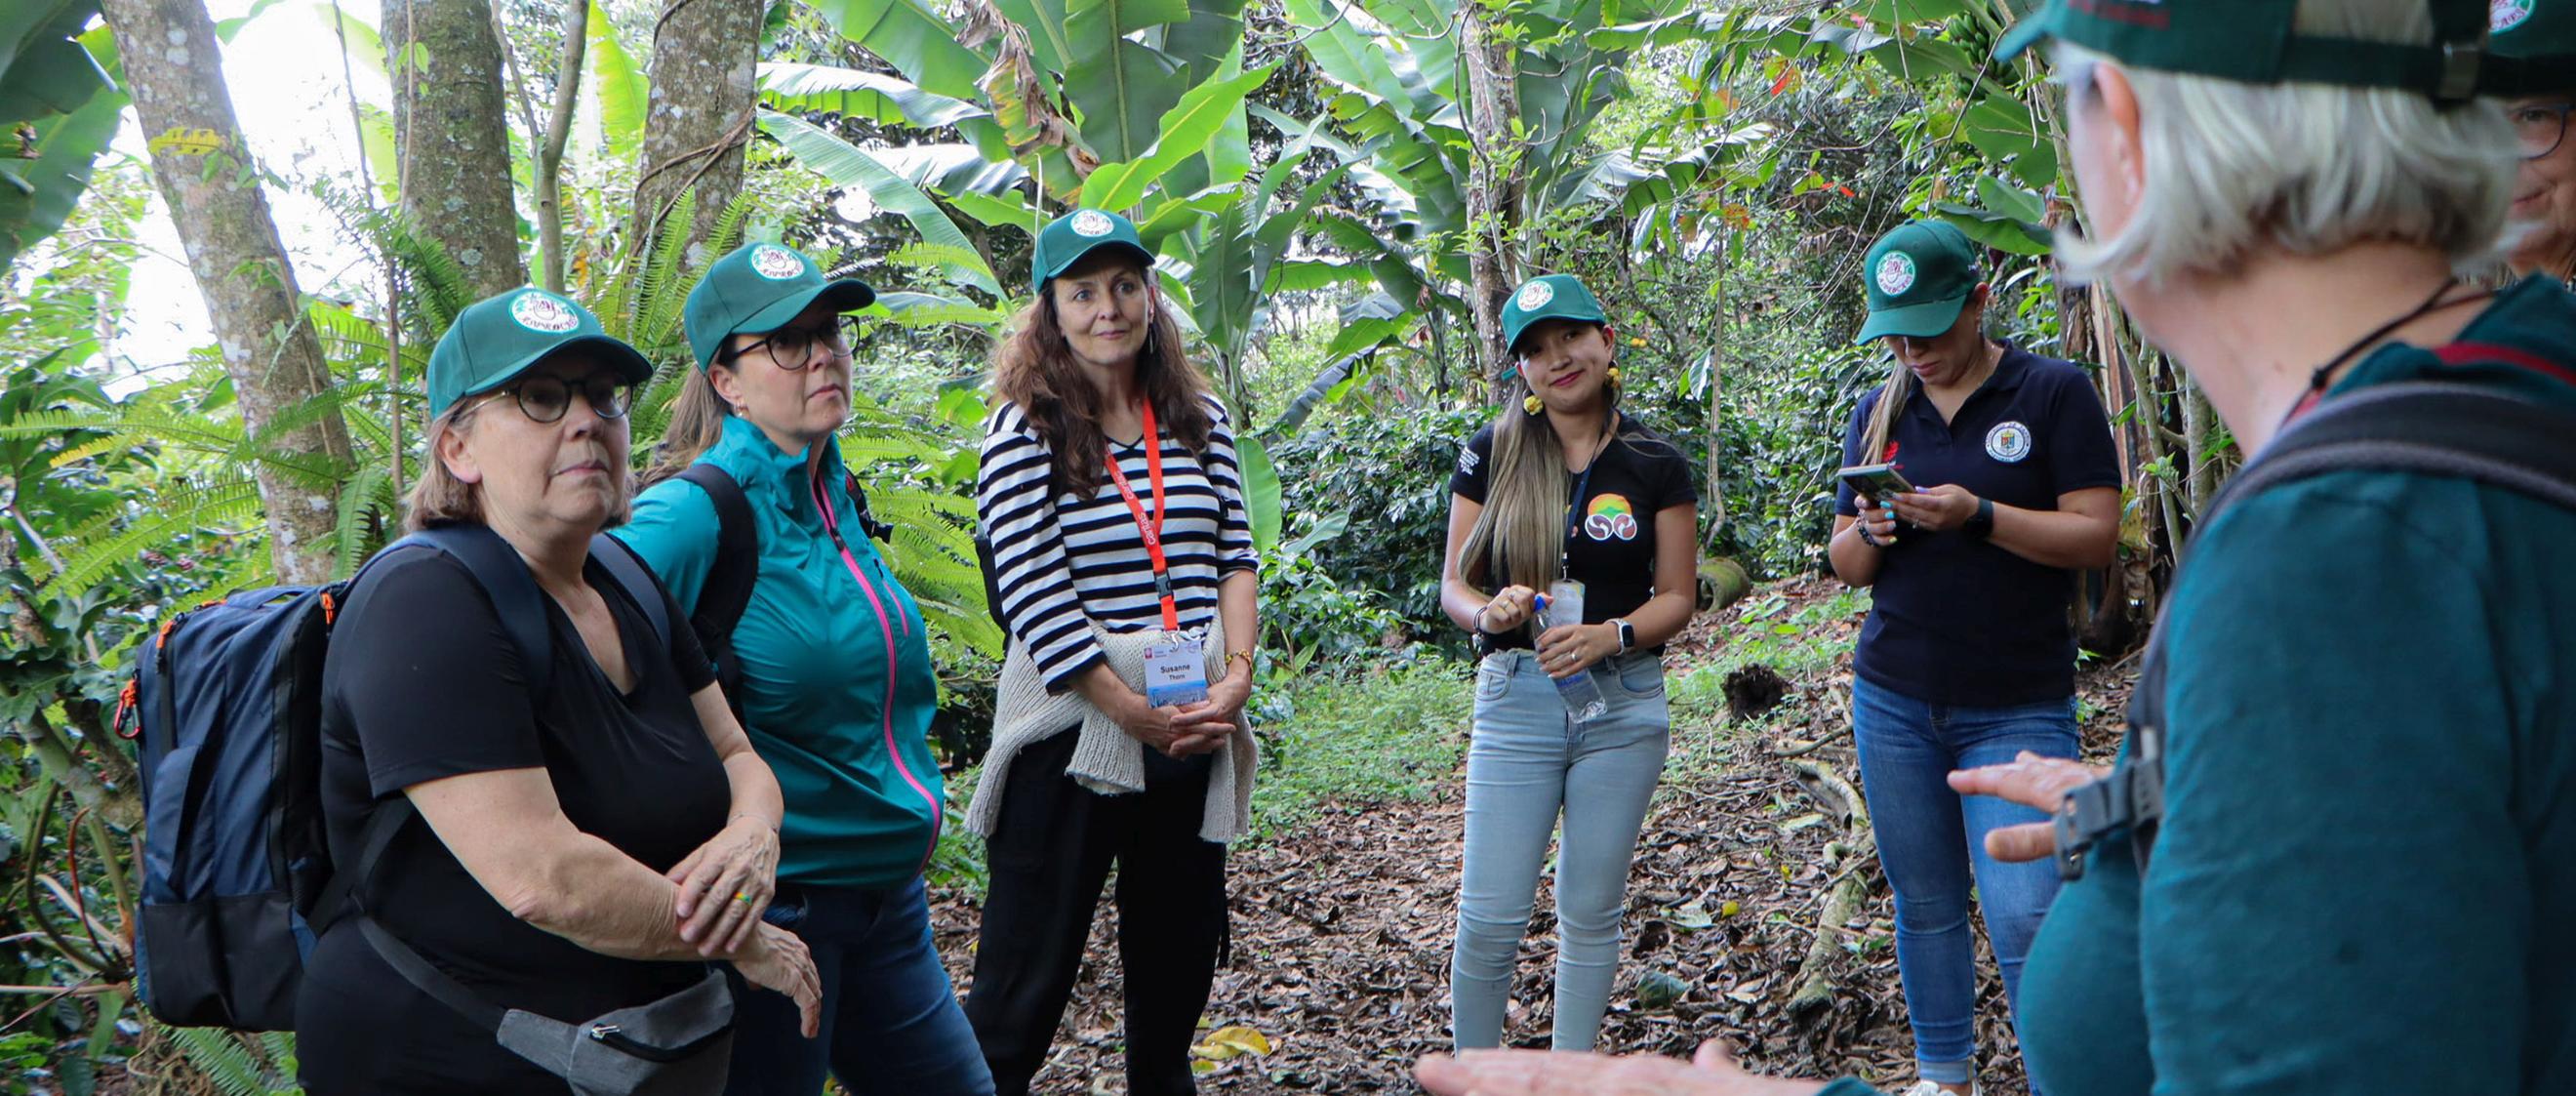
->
[1451,648,1670,1051]
[1852,675,2077,1088]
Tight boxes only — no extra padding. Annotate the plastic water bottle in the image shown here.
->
[1540,582,1609,724]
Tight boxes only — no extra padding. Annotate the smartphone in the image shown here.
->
[1836,462,1916,503]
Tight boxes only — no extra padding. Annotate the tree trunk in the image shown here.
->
[632,0,761,270]
[533,0,587,292]
[384,0,527,296]
[1460,7,1523,401]
[101,0,354,586]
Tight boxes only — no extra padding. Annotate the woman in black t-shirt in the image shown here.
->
[295,289,820,1094]
[1436,274,1699,1052]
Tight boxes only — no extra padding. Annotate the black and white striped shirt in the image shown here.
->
[977,394,1260,690]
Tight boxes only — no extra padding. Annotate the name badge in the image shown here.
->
[1144,635,1209,708]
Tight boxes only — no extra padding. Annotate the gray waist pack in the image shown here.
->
[358,917,735,1095]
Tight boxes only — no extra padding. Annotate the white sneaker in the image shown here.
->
[1898,1082,1978,1096]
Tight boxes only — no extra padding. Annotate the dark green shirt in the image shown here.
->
[1823,276,2576,1096]
[616,415,945,888]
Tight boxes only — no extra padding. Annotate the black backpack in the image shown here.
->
[668,463,893,724]
[128,523,669,1031]
[2053,365,2576,880]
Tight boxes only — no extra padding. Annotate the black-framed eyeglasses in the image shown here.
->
[481,373,637,424]
[724,315,864,372]
[2514,101,2572,161]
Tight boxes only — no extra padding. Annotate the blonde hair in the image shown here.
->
[2053,0,2517,286]
[403,396,635,532]
[643,366,732,486]
[1459,358,1624,592]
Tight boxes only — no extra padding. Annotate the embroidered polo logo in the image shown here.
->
[2494,0,2534,31]
[1516,280,1555,311]
[509,291,580,334]
[1583,494,1638,542]
[1986,421,2033,463]
[750,244,805,280]
[1070,210,1115,237]
[1875,252,1916,296]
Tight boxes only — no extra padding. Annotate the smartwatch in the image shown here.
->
[1965,496,1995,540]
[1612,618,1635,653]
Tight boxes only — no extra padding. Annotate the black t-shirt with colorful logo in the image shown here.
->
[1449,412,1699,651]
[1834,342,2121,707]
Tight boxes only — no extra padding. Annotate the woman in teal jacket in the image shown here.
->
[617,242,992,1096]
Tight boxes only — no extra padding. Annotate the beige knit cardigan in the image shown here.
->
[963,617,1259,842]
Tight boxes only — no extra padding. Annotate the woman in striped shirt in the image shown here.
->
[961,208,1262,1096]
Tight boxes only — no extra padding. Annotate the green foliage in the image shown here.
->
[1268,404,1486,636]
[1243,658,1469,840]
[167,1029,300,1096]
[0,12,121,272]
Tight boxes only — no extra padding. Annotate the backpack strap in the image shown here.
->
[675,464,759,646]
[2053,379,2576,880]
[589,532,673,653]
[396,524,558,700]
[845,470,895,543]
[675,463,758,725]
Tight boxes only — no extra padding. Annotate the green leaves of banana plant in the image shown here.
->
[1079,62,1277,213]
[758,110,1002,297]
[0,8,120,273]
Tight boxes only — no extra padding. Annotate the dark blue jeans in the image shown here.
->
[726,875,993,1096]
[1852,675,2076,1087]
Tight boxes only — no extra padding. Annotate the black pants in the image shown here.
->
[963,728,1228,1096]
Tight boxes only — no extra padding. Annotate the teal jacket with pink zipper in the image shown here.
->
[617,413,943,888]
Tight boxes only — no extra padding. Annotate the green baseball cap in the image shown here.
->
[427,288,655,419]
[1032,209,1154,293]
[1500,274,1609,355]
[2493,0,2576,93]
[1996,0,2502,101]
[1854,221,1982,345]
[683,242,876,370]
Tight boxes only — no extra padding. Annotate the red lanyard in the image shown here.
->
[1102,399,1179,631]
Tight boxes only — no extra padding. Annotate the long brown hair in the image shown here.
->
[1459,348,1623,592]
[992,266,1216,500]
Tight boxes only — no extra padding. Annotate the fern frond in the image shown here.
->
[49,477,264,593]
[166,1027,281,1096]
[330,464,395,579]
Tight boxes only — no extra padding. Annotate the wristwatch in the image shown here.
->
[1612,618,1635,653]
[1965,496,1995,540]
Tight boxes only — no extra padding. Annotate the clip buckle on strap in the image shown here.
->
[2435,39,2481,103]
[2050,751,2162,882]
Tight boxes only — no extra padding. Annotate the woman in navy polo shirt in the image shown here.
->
[1825,221,2120,1096]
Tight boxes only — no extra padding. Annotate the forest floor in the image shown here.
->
[928,577,2139,1094]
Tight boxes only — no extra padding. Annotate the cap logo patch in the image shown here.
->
[1876,252,1917,296]
[2493,0,2533,31]
[509,292,581,334]
[1516,280,1555,311]
[1986,421,2033,464]
[1070,210,1115,237]
[750,244,805,280]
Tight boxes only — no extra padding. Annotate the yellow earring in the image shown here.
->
[1606,365,1622,388]
[1523,393,1545,415]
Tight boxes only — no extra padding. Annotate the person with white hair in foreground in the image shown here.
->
[1417,0,2576,1092]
